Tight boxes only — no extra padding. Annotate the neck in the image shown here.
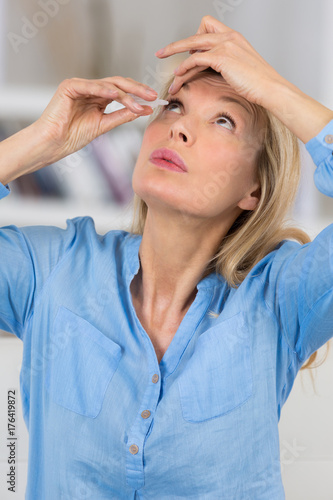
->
[130,207,236,320]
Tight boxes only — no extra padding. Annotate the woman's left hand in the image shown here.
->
[155,15,333,143]
[155,15,285,109]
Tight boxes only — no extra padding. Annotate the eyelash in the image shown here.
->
[165,98,237,130]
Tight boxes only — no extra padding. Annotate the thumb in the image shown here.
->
[99,106,145,135]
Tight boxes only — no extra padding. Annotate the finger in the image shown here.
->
[168,65,209,94]
[155,17,233,57]
[173,52,221,77]
[60,77,158,110]
[73,80,151,114]
[195,15,233,35]
[189,49,206,54]
[98,77,161,113]
[105,86,149,113]
[99,76,158,100]
[60,78,117,100]
[155,33,218,58]
[99,106,153,135]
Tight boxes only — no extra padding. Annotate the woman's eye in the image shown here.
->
[163,101,236,130]
[165,102,181,113]
[216,116,235,130]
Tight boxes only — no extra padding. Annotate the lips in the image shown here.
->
[149,148,188,172]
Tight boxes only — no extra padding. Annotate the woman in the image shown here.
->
[1,15,333,500]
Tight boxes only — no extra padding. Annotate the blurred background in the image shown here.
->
[0,1,332,499]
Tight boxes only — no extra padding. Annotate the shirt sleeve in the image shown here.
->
[306,118,333,196]
[0,182,79,340]
[265,118,333,363]
[0,182,11,198]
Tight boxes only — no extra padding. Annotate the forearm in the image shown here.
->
[0,120,58,185]
[263,78,333,144]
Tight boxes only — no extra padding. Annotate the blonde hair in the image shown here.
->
[128,68,330,377]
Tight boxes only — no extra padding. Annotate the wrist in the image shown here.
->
[0,120,61,185]
[263,79,333,143]
[32,118,65,165]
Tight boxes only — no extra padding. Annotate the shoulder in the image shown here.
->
[246,223,333,292]
[245,238,303,281]
[60,216,130,247]
[18,215,132,263]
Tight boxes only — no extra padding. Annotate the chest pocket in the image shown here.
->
[177,311,253,423]
[45,306,122,418]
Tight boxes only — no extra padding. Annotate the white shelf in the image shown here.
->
[0,196,135,233]
[0,195,331,238]
[0,85,57,122]
[0,85,151,123]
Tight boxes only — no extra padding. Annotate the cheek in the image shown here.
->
[216,141,258,184]
[235,138,261,170]
[132,123,166,194]
[133,125,157,170]
[135,120,174,175]
[195,144,257,202]
[141,121,164,147]
[195,143,240,187]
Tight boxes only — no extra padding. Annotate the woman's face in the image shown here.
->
[132,74,263,223]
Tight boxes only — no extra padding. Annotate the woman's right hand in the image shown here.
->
[36,76,156,160]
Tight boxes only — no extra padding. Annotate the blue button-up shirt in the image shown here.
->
[1,119,333,499]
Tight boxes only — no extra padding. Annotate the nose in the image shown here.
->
[168,116,196,145]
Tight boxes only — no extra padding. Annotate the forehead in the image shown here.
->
[174,74,260,126]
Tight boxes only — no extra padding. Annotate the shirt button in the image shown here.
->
[129,444,139,455]
[152,374,159,383]
[141,410,151,419]
[324,134,333,144]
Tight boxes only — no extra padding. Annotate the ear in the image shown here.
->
[237,184,261,211]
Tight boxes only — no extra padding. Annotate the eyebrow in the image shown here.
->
[181,82,253,118]
[217,96,252,117]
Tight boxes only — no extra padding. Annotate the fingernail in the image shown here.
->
[173,66,179,74]
[168,83,174,93]
[155,48,164,56]
[145,88,158,96]
[133,103,144,112]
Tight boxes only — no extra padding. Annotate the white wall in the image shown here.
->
[0,0,5,84]
[319,0,333,110]
[279,342,333,500]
